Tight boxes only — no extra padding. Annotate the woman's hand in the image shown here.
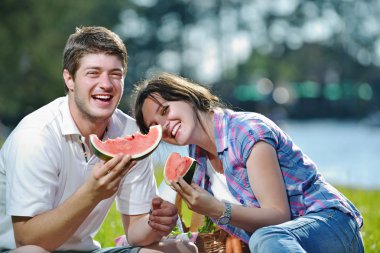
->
[170,178,225,218]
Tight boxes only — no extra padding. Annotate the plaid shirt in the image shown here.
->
[190,109,363,243]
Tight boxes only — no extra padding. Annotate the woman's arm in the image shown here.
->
[228,141,290,232]
[173,141,290,233]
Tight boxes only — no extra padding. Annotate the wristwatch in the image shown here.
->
[216,202,232,225]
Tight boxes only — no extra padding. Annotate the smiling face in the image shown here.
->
[64,53,124,126]
[141,94,199,146]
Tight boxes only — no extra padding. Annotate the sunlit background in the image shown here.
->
[0,0,379,189]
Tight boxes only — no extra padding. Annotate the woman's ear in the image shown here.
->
[63,69,75,92]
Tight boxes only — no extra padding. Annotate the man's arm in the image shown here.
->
[122,197,178,246]
[12,154,135,251]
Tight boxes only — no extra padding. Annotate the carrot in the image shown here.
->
[225,236,233,253]
[231,236,243,253]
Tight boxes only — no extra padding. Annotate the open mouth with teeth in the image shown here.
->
[92,94,113,102]
[171,123,180,138]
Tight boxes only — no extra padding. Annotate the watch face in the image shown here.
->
[218,216,230,225]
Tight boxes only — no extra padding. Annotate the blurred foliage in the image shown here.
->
[0,0,379,128]
[0,0,132,126]
[231,44,380,119]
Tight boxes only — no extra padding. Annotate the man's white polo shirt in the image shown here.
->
[0,96,157,250]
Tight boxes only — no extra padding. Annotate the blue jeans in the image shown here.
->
[249,209,364,253]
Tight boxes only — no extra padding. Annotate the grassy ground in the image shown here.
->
[95,170,380,252]
[338,187,380,252]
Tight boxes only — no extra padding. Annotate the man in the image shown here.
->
[0,26,197,253]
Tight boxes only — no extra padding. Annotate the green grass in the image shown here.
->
[95,169,380,252]
[337,187,380,252]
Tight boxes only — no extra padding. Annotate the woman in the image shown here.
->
[132,72,364,253]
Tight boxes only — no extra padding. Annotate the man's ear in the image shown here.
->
[63,69,75,91]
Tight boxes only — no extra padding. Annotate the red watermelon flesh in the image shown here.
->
[89,125,162,161]
[164,152,196,184]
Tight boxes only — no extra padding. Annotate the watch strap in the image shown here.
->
[217,202,231,225]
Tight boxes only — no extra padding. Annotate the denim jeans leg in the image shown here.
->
[249,223,306,253]
[249,209,364,253]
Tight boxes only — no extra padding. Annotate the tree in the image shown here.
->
[0,0,132,127]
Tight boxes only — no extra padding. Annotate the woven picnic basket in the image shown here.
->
[175,195,249,253]
[195,228,228,253]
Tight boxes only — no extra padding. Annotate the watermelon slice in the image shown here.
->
[89,125,162,161]
[164,152,196,184]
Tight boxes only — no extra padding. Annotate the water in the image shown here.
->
[284,120,380,190]
[152,120,380,190]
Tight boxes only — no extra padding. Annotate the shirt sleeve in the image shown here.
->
[236,120,279,163]
[6,127,61,217]
[115,155,158,215]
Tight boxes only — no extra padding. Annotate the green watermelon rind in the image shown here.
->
[182,161,196,184]
[89,125,162,161]
[89,140,113,161]
[164,154,197,185]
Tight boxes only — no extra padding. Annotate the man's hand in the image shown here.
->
[148,197,178,237]
[85,154,136,201]
[12,154,136,250]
